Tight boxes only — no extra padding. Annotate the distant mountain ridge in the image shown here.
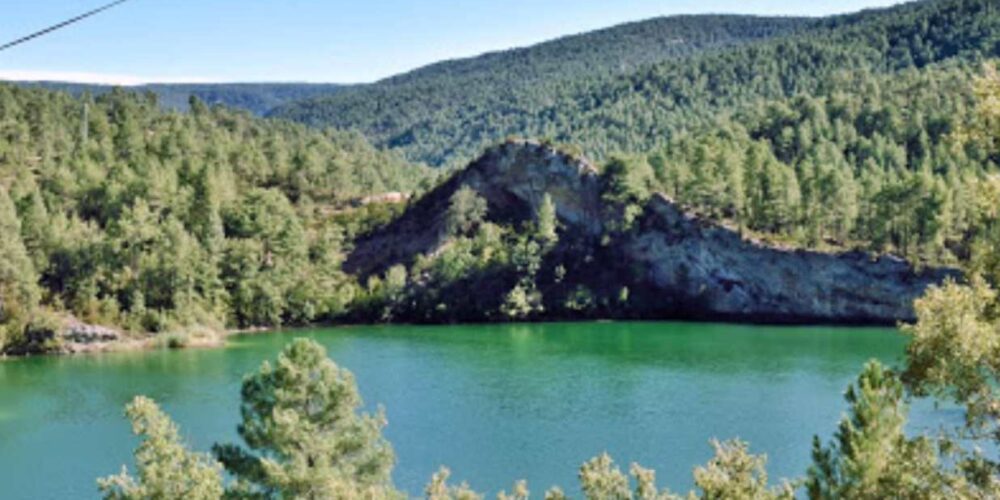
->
[375,14,814,87]
[270,14,815,165]
[12,0,997,172]
[7,14,806,118]
[270,0,1000,167]
[11,81,348,115]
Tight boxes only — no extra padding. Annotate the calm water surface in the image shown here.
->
[0,322,947,498]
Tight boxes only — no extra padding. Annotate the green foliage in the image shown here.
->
[266,0,1000,264]
[98,396,224,500]
[535,193,558,248]
[23,81,347,116]
[903,279,1000,443]
[502,238,545,320]
[807,361,943,499]
[578,453,631,499]
[213,338,399,499]
[385,221,518,323]
[222,188,309,327]
[968,62,1000,158]
[274,0,1000,170]
[9,1,1000,343]
[0,186,40,351]
[601,156,656,231]
[691,440,792,500]
[0,84,429,352]
[273,16,810,167]
[446,186,488,237]
[497,480,530,500]
[556,440,789,500]
[425,467,482,500]
[883,60,1000,496]
[500,283,542,320]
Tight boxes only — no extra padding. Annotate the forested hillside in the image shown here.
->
[270,14,814,165]
[5,0,1000,354]
[273,0,1000,265]
[272,0,1000,168]
[0,85,428,353]
[14,81,347,115]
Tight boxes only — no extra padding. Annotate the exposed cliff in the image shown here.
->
[346,140,957,324]
[345,140,604,276]
[627,195,954,323]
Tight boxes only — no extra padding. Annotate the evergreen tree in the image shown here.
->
[425,467,482,500]
[536,193,559,248]
[692,440,793,500]
[446,186,488,237]
[806,361,942,499]
[213,338,398,499]
[0,187,40,350]
[98,396,224,500]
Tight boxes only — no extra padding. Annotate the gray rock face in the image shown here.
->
[346,140,958,324]
[62,321,121,344]
[625,195,958,323]
[458,140,605,237]
[345,140,605,276]
[4,318,123,356]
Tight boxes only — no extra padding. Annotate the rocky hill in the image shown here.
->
[347,140,958,324]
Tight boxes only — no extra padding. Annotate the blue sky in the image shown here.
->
[0,0,907,85]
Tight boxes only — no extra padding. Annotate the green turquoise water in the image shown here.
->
[0,322,946,498]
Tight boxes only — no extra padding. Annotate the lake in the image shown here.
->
[0,322,947,498]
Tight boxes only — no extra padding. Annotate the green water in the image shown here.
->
[0,322,944,498]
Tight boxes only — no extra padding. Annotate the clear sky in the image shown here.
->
[0,0,908,85]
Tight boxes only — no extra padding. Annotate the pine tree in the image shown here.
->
[98,396,224,500]
[807,361,942,499]
[692,440,793,500]
[213,338,399,499]
[536,193,558,248]
[446,186,488,237]
[0,187,41,351]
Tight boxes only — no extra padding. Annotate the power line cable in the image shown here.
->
[0,0,131,53]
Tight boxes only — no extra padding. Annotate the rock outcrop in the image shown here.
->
[345,140,605,276]
[5,317,125,356]
[626,194,955,323]
[345,140,958,324]
[61,320,121,346]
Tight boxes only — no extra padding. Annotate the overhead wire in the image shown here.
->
[0,0,131,52]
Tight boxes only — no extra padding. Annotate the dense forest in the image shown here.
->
[0,85,430,353]
[6,0,1000,352]
[89,63,1000,485]
[318,59,1000,328]
[2,0,1000,495]
[642,61,990,262]
[272,0,1000,168]
[270,14,815,165]
[273,0,1000,267]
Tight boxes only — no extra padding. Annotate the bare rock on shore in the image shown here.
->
[624,194,958,323]
[61,320,121,345]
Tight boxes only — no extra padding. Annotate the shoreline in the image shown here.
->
[2,314,908,361]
